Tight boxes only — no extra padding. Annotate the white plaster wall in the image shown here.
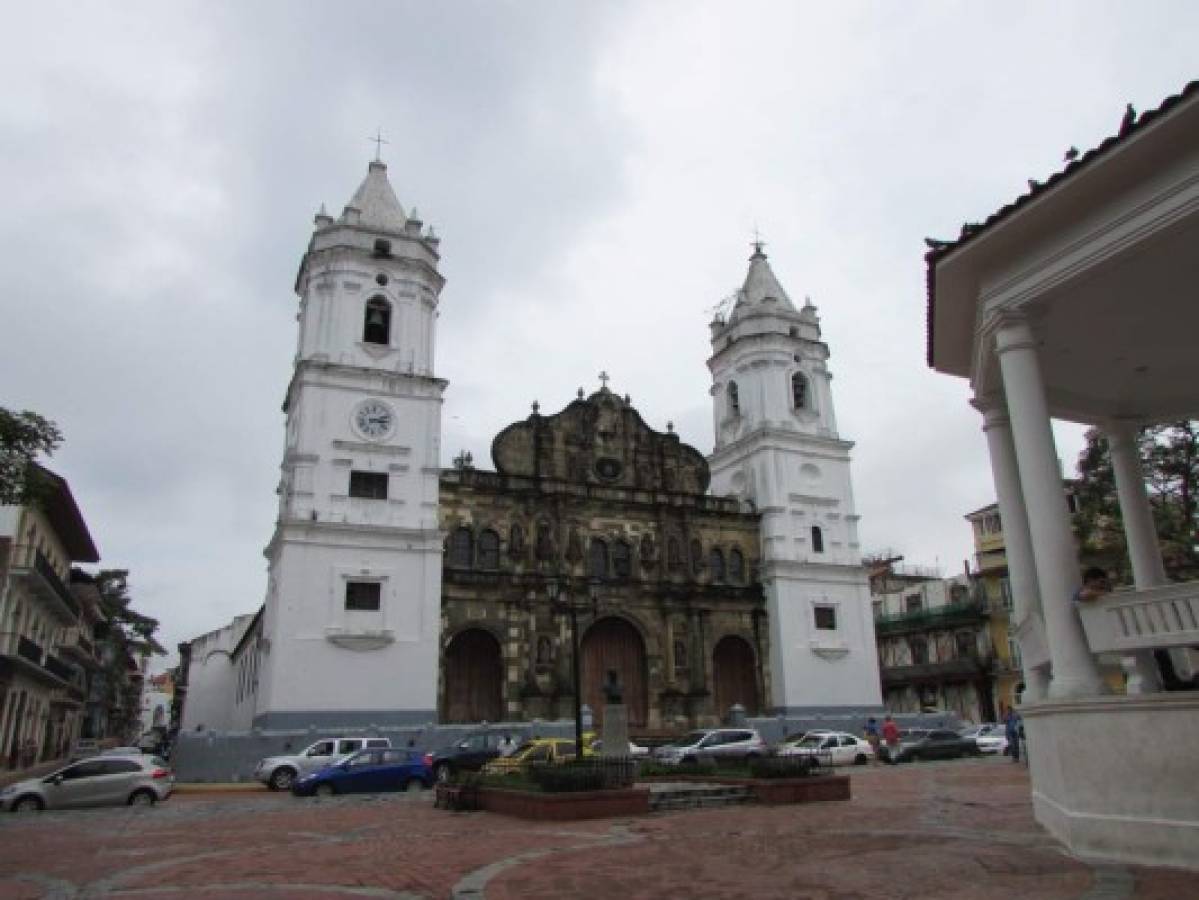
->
[256,534,442,716]
[1024,693,1199,870]
[181,652,238,733]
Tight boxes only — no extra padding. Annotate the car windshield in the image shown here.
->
[793,735,824,748]
[668,732,709,748]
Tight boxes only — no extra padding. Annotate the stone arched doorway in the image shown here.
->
[581,617,648,728]
[712,635,759,717]
[443,629,503,723]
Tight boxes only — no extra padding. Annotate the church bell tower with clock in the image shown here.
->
[253,157,447,728]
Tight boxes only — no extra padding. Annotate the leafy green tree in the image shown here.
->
[1073,422,1199,582]
[0,406,62,506]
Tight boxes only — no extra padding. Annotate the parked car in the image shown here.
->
[960,723,1008,755]
[292,748,433,798]
[887,728,980,763]
[652,729,766,766]
[69,739,99,762]
[430,731,510,783]
[0,755,174,812]
[588,738,650,758]
[777,731,874,765]
[481,738,588,775]
[255,737,392,791]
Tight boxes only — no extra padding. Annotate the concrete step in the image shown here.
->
[647,783,752,811]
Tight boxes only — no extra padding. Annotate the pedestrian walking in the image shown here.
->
[863,717,881,760]
[1004,708,1022,763]
[881,715,900,764]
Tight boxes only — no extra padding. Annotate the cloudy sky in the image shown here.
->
[2,1,1195,668]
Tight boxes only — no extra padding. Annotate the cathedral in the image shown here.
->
[194,158,881,735]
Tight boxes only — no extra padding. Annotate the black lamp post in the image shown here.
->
[548,575,598,760]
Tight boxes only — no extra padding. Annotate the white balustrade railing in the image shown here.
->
[1078,583,1199,654]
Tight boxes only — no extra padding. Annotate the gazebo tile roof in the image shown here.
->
[924,79,1199,368]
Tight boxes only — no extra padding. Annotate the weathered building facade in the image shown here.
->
[439,387,767,731]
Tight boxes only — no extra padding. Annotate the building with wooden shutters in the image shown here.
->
[439,387,768,731]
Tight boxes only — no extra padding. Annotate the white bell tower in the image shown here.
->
[707,243,881,715]
[253,158,447,728]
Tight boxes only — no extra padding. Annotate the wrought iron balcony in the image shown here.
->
[873,599,989,636]
[880,653,993,686]
[10,550,81,621]
[43,653,76,683]
[17,635,44,665]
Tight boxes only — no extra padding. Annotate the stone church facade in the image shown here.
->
[438,388,767,731]
[181,157,881,736]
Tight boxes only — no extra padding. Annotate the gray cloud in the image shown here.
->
[1,1,1193,666]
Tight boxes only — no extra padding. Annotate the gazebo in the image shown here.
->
[925,81,1199,868]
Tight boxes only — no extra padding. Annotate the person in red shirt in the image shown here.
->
[881,715,901,764]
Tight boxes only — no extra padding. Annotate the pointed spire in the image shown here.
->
[736,241,795,311]
[342,160,407,234]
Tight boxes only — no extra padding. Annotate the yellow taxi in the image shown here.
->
[481,735,595,775]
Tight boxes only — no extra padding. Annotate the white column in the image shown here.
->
[994,317,1106,698]
[975,399,1050,702]
[1105,421,1165,693]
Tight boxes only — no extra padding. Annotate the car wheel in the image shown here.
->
[128,789,156,807]
[854,753,868,766]
[405,778,424,794]
[314,783,335,798]
[11,795,43,813]
[682,755,696,766]
[269,768,296,791]
[434,763,452,784]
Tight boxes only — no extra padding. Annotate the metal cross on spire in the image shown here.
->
[598,371,610,389]
[368,127,390,162]
[751,224,766,255]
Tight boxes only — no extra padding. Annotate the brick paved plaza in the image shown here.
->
[0,758,1189,899]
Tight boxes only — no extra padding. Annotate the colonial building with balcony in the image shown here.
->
[0,465,100,769]
[869,560,996,722]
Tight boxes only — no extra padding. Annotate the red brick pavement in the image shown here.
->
[0,757,1190,899]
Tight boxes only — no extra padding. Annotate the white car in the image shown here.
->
[590,738,650,758]
[254,737,392,791]
[653,729,766,766]
[777,731,874,766]
[960,724,1008,754]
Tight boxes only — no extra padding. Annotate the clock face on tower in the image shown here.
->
[353,399,395,441]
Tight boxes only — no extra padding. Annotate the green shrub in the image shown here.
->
[528,759,636,793]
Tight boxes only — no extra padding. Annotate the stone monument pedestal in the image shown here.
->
[602,704,629,757]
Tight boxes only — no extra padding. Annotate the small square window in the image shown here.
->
[814,605,837,630]
[349,470,388,500]
[345,581,381,611]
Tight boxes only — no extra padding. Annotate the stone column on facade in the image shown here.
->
[1105,420,1166,693]
[974,397,1051,703]
[993,316,1106,698]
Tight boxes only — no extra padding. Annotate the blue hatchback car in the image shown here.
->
[292,748,433,797]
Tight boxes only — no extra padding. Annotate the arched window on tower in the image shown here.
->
[728,548,745,583]
[791,372,809,410]
[667,537,683,573]
[811,526,824,554]
[709,548,726,582]
[449,527,473,569]
[477,530,500,570]
[363,296,392,345]
[589,539,609,580]
[727,382,740,417]
[612,540,632,579]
